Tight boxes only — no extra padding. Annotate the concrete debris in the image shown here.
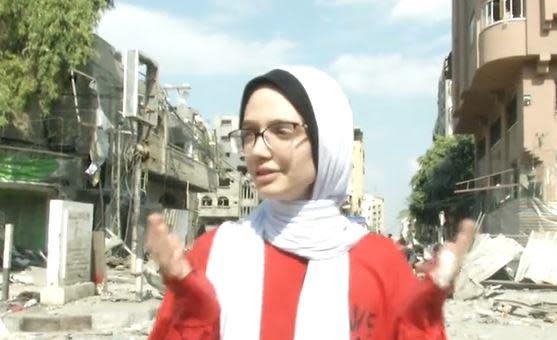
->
[491,292,557,323]
[515,231,557,285]
[454,234,523,300]
[106,255,128,268]
[22,299,37,309]
[10,266,46,286]
[482,279,557,290]
[461,234,524,283]
[143,259,165,294]
[445,289,557,339]
[453,272,485,301]
[6,249,46,271]
[1,267,160,337]
[105,232,124,252]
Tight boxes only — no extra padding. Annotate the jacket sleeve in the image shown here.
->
[385,244,447,340]
[149,230,220,340]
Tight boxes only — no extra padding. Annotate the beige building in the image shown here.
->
[452,0,557,237]
[214,115,246,172]
[197,115,258,230]
[197,170,258,230]
[343,128,365,216]
[362,194,385,234]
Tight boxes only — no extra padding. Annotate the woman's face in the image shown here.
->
[242,86,317,201]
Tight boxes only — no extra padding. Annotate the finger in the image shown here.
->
[454,218,475,255]
[414,261,428,274]
[145,214,168,250]
[147,213,167,234]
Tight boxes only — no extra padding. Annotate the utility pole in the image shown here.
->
[123,49,159,300]
[2,224,14,301]
[115,120,122,239]
[129,122,144,300]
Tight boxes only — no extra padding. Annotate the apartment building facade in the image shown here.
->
[452,0,557,237]
[343,128,365,216]
[434,54,454,138]
[362,194,385,234]
[197,115,258,230]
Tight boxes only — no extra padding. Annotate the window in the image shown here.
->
[482,0,524,27]
[490,118,502,147]
[218,197,229,207]
[220,135,230,142]
[506,95,517,128]
[159,193,177,207]
[221,119,232,126]
[201,196,212,206]
[505,0,523,19]
[477,137,486,159]
[219,177,231,187]
[483,0,501,27]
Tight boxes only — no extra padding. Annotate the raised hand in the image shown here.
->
[430,218,475,289]
[145,213,192,280]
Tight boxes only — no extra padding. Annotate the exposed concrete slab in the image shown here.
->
[40,282,95,305]
[21,315,91,332]
[2,314,92,332]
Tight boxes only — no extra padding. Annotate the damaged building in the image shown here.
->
[0,35,218,255]
[197,115,259,231]
[451,0,557,241]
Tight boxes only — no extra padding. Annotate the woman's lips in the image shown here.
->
[255,169,278,185]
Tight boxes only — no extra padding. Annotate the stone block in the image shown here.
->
[40,282,95,305]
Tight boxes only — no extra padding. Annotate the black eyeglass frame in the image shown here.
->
[228,121,309,152]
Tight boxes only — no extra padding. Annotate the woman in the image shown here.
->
[146,66,474,340]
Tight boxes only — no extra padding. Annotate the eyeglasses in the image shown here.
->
[228,121,308,154]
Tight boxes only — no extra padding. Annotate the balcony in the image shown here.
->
[146,137,218,192]
[198,205,239,219]
[479,19,527,68]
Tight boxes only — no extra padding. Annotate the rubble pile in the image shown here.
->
[446,230,557,339]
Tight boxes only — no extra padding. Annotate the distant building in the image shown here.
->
[197,170,258,230]
[433,53,454,138]
[362,194,385,234]
[343,128,365,216]
[213,115,245,172]
[197,115,258,230]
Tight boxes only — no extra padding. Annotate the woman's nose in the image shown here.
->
[251,134,272,158]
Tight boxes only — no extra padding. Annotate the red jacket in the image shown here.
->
[149,230,446,340]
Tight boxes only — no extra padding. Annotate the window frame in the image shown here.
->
[490,117,502,148]
[506,94,518,129]
[217,196,229,207]
[482,0,524,29]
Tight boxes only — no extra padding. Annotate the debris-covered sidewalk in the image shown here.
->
[445,288,557,339]
[445,229,557,339]
[0,266,161,339]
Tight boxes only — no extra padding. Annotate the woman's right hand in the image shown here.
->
[145,213,192,280]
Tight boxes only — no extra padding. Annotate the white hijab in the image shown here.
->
[206,66,368,340]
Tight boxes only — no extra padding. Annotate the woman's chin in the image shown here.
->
[257,183,289,201]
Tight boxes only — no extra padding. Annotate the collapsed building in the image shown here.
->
[0,35,218,254]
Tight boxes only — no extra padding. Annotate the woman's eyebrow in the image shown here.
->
[242,118,301,128]
[241,120,259,129]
